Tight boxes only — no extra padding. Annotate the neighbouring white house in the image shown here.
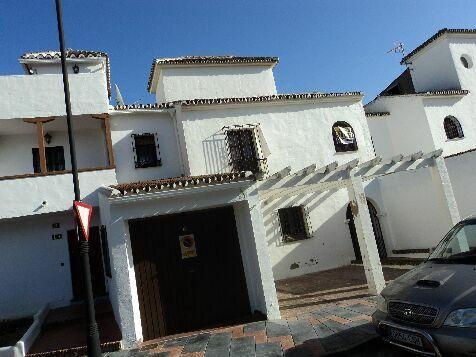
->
[365,28,476,257]
[0,28,474,348]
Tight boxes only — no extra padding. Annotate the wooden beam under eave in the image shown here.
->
[103,116,115,166]
[91,113,109,120]
[23,117,56,124]
[36,122,47,174]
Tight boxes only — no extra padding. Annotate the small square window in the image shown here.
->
[278,206,310,243]
[132,133,162,168]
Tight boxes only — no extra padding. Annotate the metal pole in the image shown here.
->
[54,1,102,356]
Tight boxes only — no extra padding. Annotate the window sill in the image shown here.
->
[281,235,312,244]
[445,137,465,142]
[334,150,358,155]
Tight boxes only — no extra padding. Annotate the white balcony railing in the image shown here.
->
[0,168,116,219]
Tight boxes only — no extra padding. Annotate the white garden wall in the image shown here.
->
[446,150,476,218]
[0,211,99,319]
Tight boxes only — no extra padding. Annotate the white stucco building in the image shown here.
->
[1,28,474,349]
[365,28,476,256]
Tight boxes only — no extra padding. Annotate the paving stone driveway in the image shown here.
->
[106,297,378,357]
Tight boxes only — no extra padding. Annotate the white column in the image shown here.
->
[244,191,281,319]
[432,156,461,225]
[431,156,466,250]
[107,217,143,348]
[346,173,386,295]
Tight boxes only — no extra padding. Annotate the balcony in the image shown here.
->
[0,168,116,219]
[0,72,108,120]
[0,114,116,219]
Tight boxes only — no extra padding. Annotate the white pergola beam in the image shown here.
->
[411,151,424,161]
[268,166,292,180]
[390,154,404,164]
[334,158,359,173]
[295,163,317,177]
[315,161,338,174]
[358,156,382,170]
[420,148,443,160]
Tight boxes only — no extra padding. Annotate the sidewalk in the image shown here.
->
[107,296,378,357]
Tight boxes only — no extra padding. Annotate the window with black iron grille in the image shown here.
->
[278,206,309,243]
[132,133,161,168]
[226,129,260,173]
[32,146,65,173]
[332,122,358,152]
[100,225,112,278]
[444,116,464,139]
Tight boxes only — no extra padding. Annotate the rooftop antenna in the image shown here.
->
[114,84,125,106]
[387,42,406,57]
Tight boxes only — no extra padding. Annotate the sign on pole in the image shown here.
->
[73,201,93,241]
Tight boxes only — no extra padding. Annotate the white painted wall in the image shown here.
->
[0,211,99,319]
[180,99,374,176]
[177,99,375,279]
[154,65,277,103]
[110,112,183,184]
[368,168,452,252]
[99,182,279,347]
[0,72,108,120]
[0,169,116,219]
[366,96,435,159]
[422,96,476,157]
[409,36,461,92]
[265,188,356,280]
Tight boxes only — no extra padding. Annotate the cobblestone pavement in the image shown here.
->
[105,296,379,357]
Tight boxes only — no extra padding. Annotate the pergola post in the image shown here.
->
[431,156,467,250]
[431,156,461,225]
[346,173,386,295]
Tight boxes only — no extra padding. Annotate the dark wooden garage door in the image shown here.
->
[129,206,251,340]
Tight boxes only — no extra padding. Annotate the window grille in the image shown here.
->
[225,128,262,173]
[444,116,464,139]
[100,225,112,278]
[32,146,65,173]
[131,133,162,168]
[278,206,310,243]
[332,122,358,152]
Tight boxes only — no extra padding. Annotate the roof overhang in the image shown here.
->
[103,172,254,204]
[401,28,476,65]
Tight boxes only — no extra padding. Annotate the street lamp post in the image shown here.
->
[54,1,102,355]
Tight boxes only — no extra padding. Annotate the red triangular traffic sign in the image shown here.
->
[73,201,93,241]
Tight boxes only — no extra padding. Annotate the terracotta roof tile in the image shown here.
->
[147,55,279,91]
[113,91,363,111]
[20,49,112,98]
[111,172,253,196]
[366,89,469,107]
[401,28,476,64]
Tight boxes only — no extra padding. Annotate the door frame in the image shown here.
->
[346,200,387,260]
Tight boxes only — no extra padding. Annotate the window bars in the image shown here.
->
[444,116,464,139]
[225,126,268,174]
[332,122,358,152]
[278,206,310,243]
[131,133,162,168]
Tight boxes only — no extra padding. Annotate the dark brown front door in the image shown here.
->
[346,201,387,261]
[129,206,251,341]
[67,226,107,300]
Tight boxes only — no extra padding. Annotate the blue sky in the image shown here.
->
[1,1,475,104]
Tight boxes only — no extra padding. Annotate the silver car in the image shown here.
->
[372,217,476,356]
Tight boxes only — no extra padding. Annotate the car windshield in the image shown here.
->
[428,220,476,262]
